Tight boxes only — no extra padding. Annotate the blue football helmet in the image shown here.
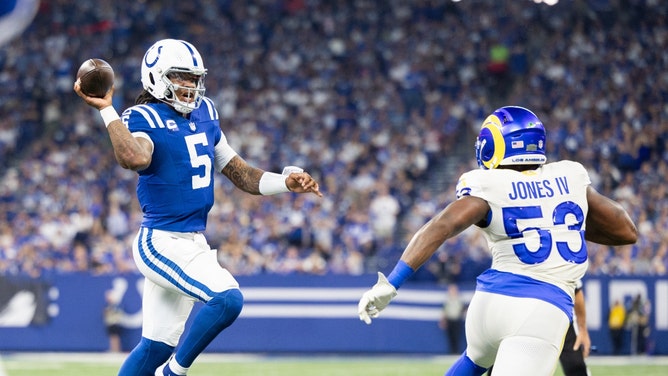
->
[475,106,547,169]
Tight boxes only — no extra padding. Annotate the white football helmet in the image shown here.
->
[141,39,207,114]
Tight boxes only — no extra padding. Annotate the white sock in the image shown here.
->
[169,358,189,375]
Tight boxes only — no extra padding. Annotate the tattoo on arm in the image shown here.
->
[222,155,264,194]
[107,124,152,171]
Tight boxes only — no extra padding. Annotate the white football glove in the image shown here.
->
[358,272,398,325]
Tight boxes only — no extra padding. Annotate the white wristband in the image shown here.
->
[100,106,120,128]
[259,172,290,195]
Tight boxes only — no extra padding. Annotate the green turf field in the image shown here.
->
[2,353,667,376]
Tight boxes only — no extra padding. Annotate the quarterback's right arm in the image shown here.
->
[107,119,153,171]
[584,186,638,245]
[73,82,152,171]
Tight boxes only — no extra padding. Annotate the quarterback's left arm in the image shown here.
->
[218,151,321,197]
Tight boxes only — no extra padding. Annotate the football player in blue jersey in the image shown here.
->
[74,39,322,376]
[358,106,637,376]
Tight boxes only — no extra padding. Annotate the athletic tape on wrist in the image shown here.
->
[282,166,304,175]
[99,106,120,128]
[259,172,290,195]
[387,260,415,290]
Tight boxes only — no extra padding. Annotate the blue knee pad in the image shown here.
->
[118,337,174,376]
[174,288,244,368]
[207,288,244,328]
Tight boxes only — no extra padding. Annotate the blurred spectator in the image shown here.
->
[0,0,667,280]
[627,293,651,355]
[368,183,401,243]
[438,283,466,354]
[608,299,627,355]
[103,289,124,353]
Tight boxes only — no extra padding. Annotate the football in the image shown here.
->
[76,58,114,98]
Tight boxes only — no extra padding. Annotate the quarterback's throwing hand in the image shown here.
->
[358,272,397,325]
[73,79,114,110]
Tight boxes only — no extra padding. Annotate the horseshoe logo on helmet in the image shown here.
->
[144,45,163,68]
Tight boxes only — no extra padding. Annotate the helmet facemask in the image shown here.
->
[162,69,206,114]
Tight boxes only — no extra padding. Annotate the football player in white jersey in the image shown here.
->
[74,39,322,376]
[486,279,591,376]
[358,106,637,376]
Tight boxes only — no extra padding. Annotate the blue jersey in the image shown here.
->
[121,97,222,232]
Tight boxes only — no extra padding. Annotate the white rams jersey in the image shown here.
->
[456,160,590,319]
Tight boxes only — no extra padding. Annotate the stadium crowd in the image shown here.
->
[0,0,666,282]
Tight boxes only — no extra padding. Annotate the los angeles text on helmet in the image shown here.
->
[509,156,546,163]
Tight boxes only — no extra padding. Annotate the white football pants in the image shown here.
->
[464,291,569,376]
[132,227,239,346]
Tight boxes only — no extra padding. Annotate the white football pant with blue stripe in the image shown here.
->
[133,227,239,346]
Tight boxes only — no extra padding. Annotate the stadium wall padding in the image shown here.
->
[0,273,666,355]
